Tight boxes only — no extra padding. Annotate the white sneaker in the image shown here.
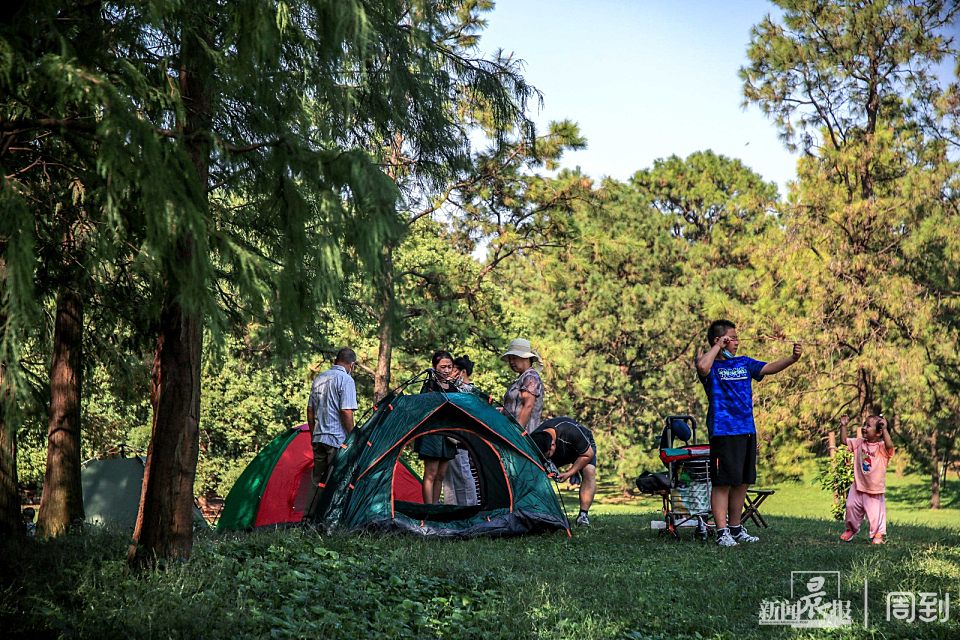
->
[716,528,738,547]
[575,512,590,527]
[732,526,759,543]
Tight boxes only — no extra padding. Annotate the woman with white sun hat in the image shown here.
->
[500,338,544,434]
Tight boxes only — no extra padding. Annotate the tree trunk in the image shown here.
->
[128,296,202,564]
[128,14,210,566]
[0,357,21,540]
[857,367,876,424]
[930,426,941,510]
[0,258,22,539]
[893,413,905,477]
[374,247,396,401]
[37,286,85,537]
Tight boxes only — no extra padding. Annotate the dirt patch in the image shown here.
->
[197,491,225,524]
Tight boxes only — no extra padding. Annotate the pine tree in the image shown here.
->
[0,0,114,538]
[495,153,778,486]
[742,0,960,504]
[352,1,543,400]
[367,119,588,398]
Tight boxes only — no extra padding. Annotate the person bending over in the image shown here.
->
[530,416,597,527]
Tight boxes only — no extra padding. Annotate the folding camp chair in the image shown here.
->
[741,488,775,528]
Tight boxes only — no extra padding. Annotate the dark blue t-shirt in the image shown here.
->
[699,356,767,436]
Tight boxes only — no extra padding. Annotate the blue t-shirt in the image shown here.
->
[699,356,767,436]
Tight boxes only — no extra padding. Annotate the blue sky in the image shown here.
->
[479,0,797,195]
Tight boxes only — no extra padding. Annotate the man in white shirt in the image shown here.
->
[306,348,358,489]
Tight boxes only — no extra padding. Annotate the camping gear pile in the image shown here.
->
[636,415,713,540]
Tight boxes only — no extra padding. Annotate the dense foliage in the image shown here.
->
[1,0,539,552]
[3,0,960,545]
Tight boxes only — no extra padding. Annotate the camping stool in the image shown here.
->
[740,488,775,528]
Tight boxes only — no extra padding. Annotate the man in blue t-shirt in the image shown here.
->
[696,320,801,547]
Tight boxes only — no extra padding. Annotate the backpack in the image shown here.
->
[635,471,670,494]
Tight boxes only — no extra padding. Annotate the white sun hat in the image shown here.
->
[500,338,541,363]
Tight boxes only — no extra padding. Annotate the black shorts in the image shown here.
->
[312,443,338,486]
[414,434,457,461]
[709,433,757,487]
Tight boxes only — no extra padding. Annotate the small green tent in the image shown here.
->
[81,456,206,530]
[315,391,570,537]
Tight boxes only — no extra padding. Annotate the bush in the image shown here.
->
[817,445,853,521]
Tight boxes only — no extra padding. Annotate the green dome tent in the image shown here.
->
[314,391,570,538]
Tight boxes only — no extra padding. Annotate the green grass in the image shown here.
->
[3,475,959,639]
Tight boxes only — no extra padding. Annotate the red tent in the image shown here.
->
[219,424,423,530]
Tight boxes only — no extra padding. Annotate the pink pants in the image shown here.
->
[844,485,887,538]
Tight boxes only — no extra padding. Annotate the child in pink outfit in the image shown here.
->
[839,414,895,544]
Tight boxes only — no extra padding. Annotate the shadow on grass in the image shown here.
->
[4,512,960,640]
[884,478,957,510]
[517,511,960,639]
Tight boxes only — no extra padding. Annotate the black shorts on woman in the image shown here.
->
[414,434,457,460]
[709,433,757,486]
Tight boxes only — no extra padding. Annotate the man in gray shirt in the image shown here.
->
[307,348,358,488]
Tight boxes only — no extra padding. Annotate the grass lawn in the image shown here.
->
[3,475,958,639]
